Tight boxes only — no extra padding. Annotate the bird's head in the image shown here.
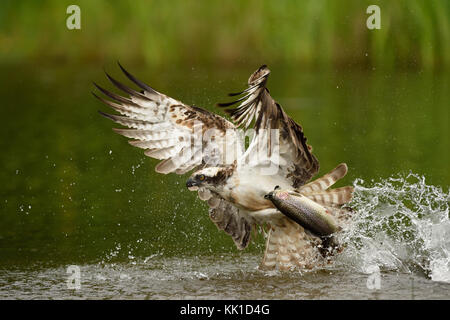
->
[186,166,234,192]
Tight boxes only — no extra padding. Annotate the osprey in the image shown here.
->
[94,64,354,271]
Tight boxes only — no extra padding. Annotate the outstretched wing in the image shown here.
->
[218,65,319,188]
[94,64,253,247]
[94,63,240,175]
[217,66,355,270]
[208,197,253,250]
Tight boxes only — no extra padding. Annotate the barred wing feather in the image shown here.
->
[218,65,320,189]
[94,63,240,175]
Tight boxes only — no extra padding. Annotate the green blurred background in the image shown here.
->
[0,0,448,267]
[1,0,449,69]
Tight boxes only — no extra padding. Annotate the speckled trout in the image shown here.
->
[264,189,339,237]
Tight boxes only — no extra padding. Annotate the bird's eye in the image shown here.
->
[198,174,205,181]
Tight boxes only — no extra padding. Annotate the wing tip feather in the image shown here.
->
[155,159,175,174]
[117,62,158,94]
[98,110,114,120]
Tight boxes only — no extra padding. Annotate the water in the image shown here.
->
[0,64,449,299]
[2,174,448,299]
[1,255,449,300]
[340,174,450,283]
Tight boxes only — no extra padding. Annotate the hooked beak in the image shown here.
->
[264,191,274,200]
[264,186,280,200]
[186,177,198,189]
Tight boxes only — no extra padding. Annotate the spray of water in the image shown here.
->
[336,173,450,283]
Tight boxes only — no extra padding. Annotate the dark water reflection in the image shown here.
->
[0,63,448,273]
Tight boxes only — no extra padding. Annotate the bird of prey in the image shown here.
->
[94,64,354,271]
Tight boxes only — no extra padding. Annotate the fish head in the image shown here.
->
[264,189,290,201]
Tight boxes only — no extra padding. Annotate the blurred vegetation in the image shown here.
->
[0,0,449,70]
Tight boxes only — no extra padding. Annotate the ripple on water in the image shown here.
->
[0,254,449,299]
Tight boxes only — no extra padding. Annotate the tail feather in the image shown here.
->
[299,163,348,194]
[260,219,323,271]
[299,163,354,209]
[305,186,354,208]
[260,163,355,271]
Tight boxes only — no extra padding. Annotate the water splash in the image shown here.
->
[337,173,450,282]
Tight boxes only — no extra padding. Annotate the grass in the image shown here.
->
[0,0,448,70]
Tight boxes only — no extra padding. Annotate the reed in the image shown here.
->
[0,0,448,70]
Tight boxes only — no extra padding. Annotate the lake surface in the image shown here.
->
[1,255,449,300]
[0,63,448,299]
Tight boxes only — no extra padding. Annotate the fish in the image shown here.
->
[264,188,340,237]
[264,188,343,256]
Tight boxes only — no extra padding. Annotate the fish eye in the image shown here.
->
[198,174,205,181]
